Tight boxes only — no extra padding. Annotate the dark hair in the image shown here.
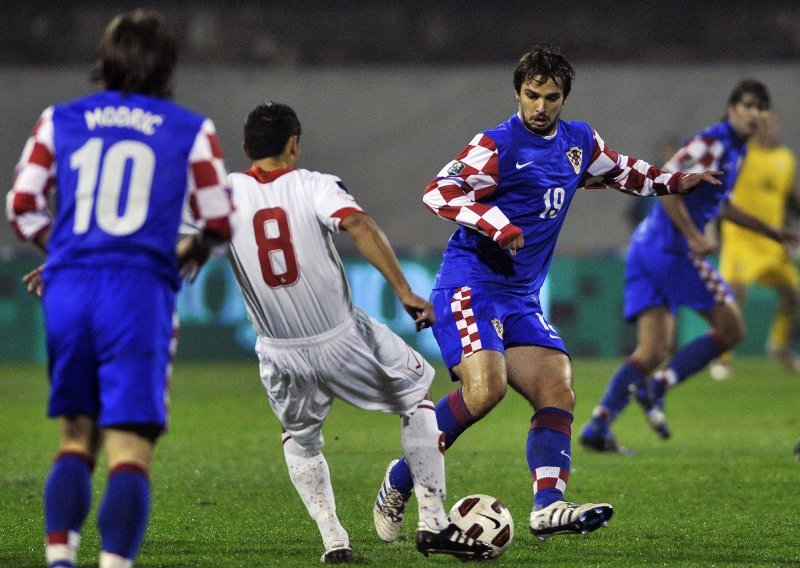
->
[513,44,575,98]
[91,9,177,98]
[727,79,770,110]
[244,103,302,160]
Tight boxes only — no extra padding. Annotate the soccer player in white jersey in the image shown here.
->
[221,102,491,563]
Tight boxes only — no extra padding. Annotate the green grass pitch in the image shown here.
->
[2,358,799,567]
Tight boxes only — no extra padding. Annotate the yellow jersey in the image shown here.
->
[719,142,798,285]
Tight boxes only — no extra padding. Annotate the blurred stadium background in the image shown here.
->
[3,0,800,362]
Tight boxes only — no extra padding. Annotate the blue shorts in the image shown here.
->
[43,266,177,429]
[430,285,567,377]
[623,242,734,321]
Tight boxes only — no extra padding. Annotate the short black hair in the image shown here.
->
[244,103,302,160]
[727,79,770,110]
[513,44,575,99]
[91,9,177,98]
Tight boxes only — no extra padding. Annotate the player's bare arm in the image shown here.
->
[661,194,718,256]
[720,201,800,247]
[341,211,435,330]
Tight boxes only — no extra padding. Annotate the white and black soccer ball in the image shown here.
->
[448,494,514,558]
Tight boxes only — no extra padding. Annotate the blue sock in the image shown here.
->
[98,463,150,561]
[587,359,646,437]
[390,388,477,494]
[527,408,572,510]
[669,332,723,385]
[44,452,94,541]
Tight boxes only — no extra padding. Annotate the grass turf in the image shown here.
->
[1,357,799,567]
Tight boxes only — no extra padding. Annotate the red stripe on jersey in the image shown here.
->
[192,161,219,189]
[29,142,53,169]
[12,192,38,214]
[331,207,363,221]
[207,133,223,159]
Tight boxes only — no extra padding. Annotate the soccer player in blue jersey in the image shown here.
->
[579,80,800,452]
[372,43,721,543]
[6,10,233,568]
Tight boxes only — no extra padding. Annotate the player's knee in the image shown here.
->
[632,349,668,373]
[463,374,507,417]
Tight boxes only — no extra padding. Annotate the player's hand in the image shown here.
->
[22,264,45,297]
[501,233,525,256]
[776,226,800,249]
[399,292,436,331]
[676,170,723,194]
[687,233,718,257]
[176,234,211,283]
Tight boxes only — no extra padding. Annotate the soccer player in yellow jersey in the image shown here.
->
[712,111,800,378]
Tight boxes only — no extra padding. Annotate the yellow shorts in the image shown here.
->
[718,241,799,288]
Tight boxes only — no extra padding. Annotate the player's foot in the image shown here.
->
[415,522,492,561]
[320,542,352,564]
[633,378,670,438]
[316,510,351,564]
[579,431,634,454]
[794,437,800,460]
[709,360,732,381]
[632,383,671,439]
[373,459,412,542]
[529,500,613,540]
[767,344,800,373]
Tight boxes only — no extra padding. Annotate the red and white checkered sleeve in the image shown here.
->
[6,107,56,241]
[663,135,724,174]
[422,133,520,246]
[581,129,686,196]
[186,118,234,242]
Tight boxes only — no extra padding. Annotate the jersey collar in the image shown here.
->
[244,166,293,183]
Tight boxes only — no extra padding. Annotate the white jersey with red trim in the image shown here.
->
[227,166,365,339]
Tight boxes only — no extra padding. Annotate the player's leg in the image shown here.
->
[505,345,613,538]
[41,269,102,568]
[400,397,491,561]
[93,269,176,568]
[99,429,156,568]
[649,300,744,412]
[376,354,504,527]
[377,287,506,527]
[45,416,101,568]
[766,276,800,372]
[281,433,351,564]
[581,307,674,448]
[256,335,352,564]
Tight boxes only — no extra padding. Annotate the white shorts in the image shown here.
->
[255,307,435,451]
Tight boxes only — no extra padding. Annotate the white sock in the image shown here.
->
[314,509,349,551]
[45,530,79,567]
[401,401,448,531]
[99,551,133,568]
[282,434,348,548]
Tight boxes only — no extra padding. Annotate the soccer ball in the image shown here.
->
[448,494,514,558]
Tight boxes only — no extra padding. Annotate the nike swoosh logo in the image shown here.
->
[476,513,501,529]
[515,160,533,169]
[561,450,571,461]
